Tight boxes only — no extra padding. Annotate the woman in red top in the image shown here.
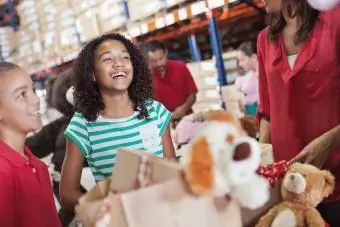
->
[258,0,340,225]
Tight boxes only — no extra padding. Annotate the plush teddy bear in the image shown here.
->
[180,110,269,210]
[255,162,334,227]
[26,68,87,227]
[307,0,339,11]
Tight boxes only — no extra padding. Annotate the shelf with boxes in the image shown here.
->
[10,0,263,75]
[186,50,246,115]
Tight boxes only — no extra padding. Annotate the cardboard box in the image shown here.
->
[76,12,101,43]
[110,149,183,192]
[259,143,274,166]
[128,0,165,21]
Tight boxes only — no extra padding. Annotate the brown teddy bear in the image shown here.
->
[255,163,334,227]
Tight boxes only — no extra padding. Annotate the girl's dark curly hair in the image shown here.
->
[73,33,153,121]
[269,0,319,44]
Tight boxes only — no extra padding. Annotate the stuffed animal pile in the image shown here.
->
[180,110,270,210]
[256,163,334,227]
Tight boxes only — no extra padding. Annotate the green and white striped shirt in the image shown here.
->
[65,100,172,182]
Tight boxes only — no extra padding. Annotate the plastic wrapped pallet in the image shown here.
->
[53,7,80,59]
[76,10,101,43]
[96,0,127,33]
[165,0,186,7]
[70,0,98,15]
[16,0,38,27]
[0,27,15,60]
[221,85,245,118]
[127,0,165,21]
[15,27,42,66]
[187,61,223,112]
[99,15,127,34]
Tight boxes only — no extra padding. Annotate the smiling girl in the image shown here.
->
[60,34,176,209]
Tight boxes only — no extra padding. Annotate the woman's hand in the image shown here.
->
[290,125,340,168]
[290,135,333,168]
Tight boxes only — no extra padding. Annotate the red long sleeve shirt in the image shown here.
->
[153,60,198,113]
[257,8,340,202]
[0,139,61,227]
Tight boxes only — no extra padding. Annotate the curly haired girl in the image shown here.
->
[60,34,175,209]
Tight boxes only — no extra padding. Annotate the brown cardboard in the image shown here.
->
[120,178,242,227]
[110,149,183,192]
[259,143,274,166]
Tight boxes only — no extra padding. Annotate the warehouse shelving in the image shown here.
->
[0,0,264,84]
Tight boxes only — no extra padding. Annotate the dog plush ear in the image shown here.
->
[185,138,214,196]
[321,170,335,198]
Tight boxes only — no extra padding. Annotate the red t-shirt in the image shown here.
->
[0,140,61,227]
[257,8,340,202]
[153,60,198,113]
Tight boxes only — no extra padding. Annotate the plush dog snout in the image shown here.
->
[233,142,251,161]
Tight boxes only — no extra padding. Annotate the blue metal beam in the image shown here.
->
[188,34,202,62]
[208,17,227,86]
[208,16,227,109]
[122,0,130,20]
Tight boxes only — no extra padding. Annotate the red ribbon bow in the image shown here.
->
[256,160,289,188]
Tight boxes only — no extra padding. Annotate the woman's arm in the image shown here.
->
[60,138,85,210]
[257,31,271,144]
[259,118,271,143]
[162,124,176,161]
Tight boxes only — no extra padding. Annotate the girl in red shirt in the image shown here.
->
[258,0,340,225]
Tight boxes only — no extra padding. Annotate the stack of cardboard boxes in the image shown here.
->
[127,0,165,21]
[15,0,42,71]
[96,0,127,34]
[0,27,16,62]
[187,60,223,113]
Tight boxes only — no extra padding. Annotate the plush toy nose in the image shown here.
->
[290,175,295,180]
[233,142,251,161]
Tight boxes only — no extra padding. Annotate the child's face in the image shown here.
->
[237,51,253,72]
[0,68,42,134]
[93,40,133,92]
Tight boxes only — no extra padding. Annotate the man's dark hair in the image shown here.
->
[0,62,20,73]
[140,40,167,54]
[237,41,257,57]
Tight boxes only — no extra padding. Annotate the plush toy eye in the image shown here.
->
[233,142,251,161]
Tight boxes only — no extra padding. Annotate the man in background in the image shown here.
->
[141,41,197,121]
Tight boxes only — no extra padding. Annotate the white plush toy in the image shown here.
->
[307,0,339,11]
[180,110,269,210]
